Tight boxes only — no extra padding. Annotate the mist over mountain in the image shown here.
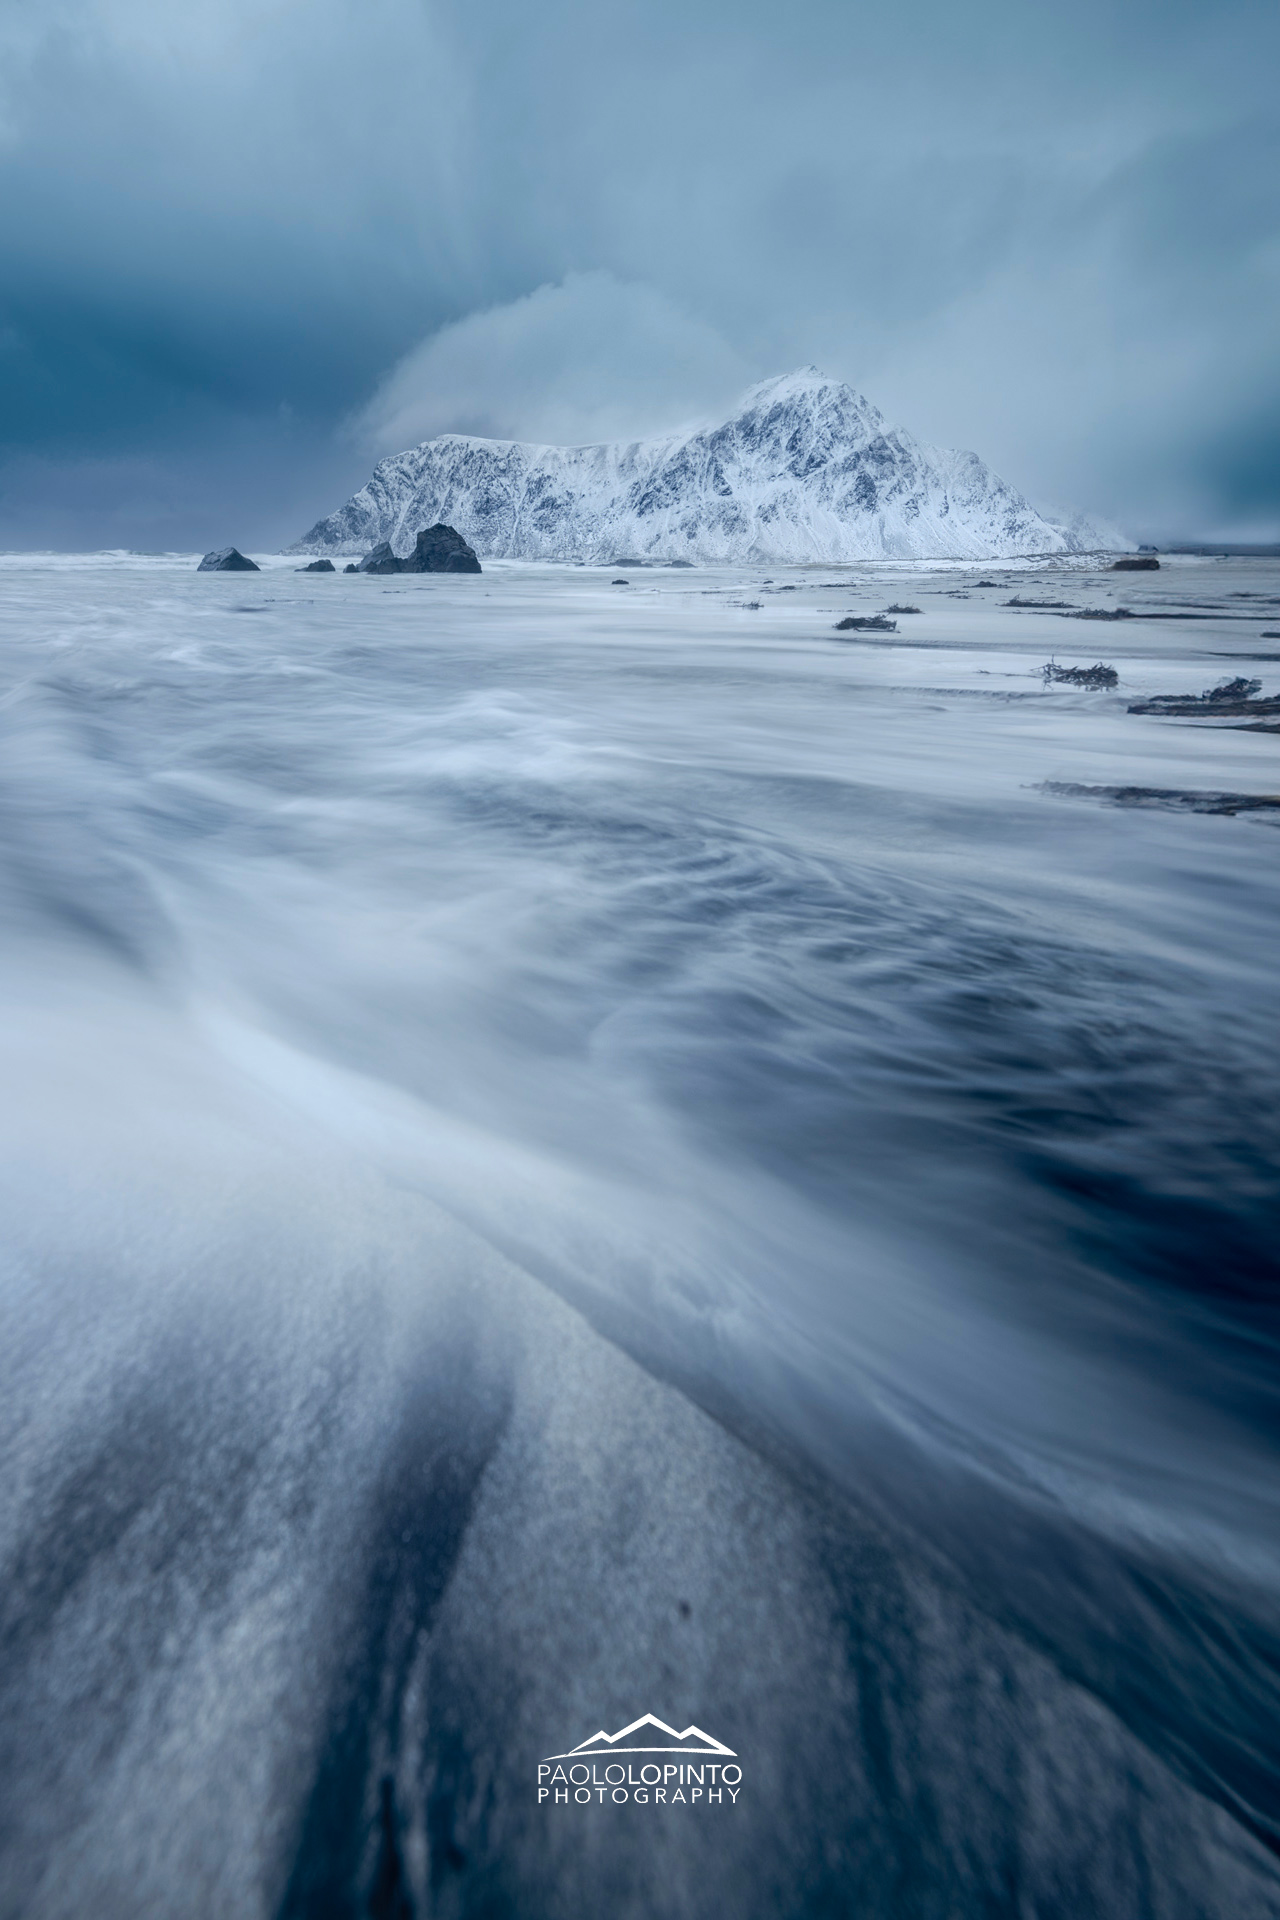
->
[294,370,1123,564]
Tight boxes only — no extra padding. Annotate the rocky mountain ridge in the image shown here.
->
[292,369,1122,563]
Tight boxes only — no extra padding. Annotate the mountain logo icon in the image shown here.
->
[543,1714,736,1761]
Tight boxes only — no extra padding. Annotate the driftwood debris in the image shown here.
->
[1042,662,1118,689]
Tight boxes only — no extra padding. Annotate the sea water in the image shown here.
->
[1,552,1278,1916]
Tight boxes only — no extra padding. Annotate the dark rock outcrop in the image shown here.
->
[343,564,359,574]
[400,523,482,574]
[834,614,897,633]
[354,526,482,575]
[197,547,259,572]
[1111,556,1160,570]
[298,559,335,573]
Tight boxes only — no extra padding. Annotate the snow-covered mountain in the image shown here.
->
[291,369,1122,563]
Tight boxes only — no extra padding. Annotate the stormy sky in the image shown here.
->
[0,0,1276,550]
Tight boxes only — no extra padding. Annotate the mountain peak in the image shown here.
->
[738,365,833,402]
[293,375,1122,563]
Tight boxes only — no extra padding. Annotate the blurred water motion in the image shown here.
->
[1,555,1278,1917]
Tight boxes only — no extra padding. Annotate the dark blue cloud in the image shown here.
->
[0,0,1275,547]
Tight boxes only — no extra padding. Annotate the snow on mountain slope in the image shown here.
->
[291,369,1123,563]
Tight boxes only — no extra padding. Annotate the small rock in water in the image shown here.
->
[1111,556,1160,570]
[834,614,897,633]
[197,547,259,572]
[611,578,629,586]
[1206,676,1263,701]
[1128,676,1280,717]
[343,564,359,574]
[1007,596,1073,608]
[297,559,335,573]
[884,604,921,614]
[1072,607,1134,621]
[401,523,482,574]
[357,541,402,574]
[1043,781,1280,815]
